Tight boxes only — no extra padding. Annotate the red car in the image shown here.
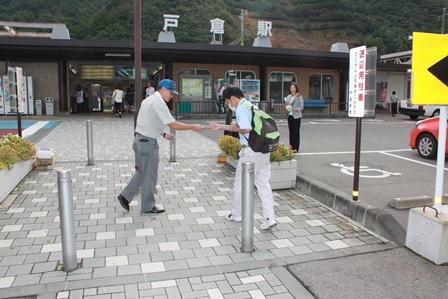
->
[409,116,448,159]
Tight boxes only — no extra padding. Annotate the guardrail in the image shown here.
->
[174,100,348,119]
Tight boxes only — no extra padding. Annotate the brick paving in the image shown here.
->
[0,118,396,298]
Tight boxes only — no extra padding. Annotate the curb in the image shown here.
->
[389,195,448,209]
[296,173,406,245]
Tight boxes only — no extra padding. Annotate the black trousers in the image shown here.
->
[115,102,122,114]
[391,102,398,115]
[287,115,301,152]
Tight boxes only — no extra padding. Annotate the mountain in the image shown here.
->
[0,0,446,54]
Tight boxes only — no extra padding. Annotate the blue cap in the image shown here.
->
[157,79,179,95]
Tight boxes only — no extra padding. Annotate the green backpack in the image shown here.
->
[243,102,280,153]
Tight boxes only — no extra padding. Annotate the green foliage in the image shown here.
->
[269,143,294,162]
[0,134,36,171]
[218,135,242,160]
[0,0,447,54]
[218,135,293,161]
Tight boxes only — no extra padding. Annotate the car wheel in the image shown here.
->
[417,133,437,159]
[431,110,440,117]
[409,115,419,120]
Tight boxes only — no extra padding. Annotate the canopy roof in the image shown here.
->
[0,37,350,70]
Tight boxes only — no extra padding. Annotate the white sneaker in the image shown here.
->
[225,213,242,222]
[260,218,277,230]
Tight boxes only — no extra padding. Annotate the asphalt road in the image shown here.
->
[288,247,448,299]
[196,114,447,231]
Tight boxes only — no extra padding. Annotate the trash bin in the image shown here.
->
[35,100,43,116]
[45,97,54,115]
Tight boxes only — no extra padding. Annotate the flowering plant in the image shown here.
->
[0,134,36,170]
[269,143,294,162]
[218,135,242,160]
[218,135,294,162]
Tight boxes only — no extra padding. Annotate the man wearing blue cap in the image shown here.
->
[117,79,205,214]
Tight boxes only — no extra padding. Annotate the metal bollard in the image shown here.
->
[86,120,94,165]
[169,127,176,162]
[57,170,78,272]
[241,162,254,253]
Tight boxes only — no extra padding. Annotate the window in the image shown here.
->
[224,70,256,85]
[224,70,255,80]
[268,72,297,102]
[309,74,334,102]
[179,68,211,75]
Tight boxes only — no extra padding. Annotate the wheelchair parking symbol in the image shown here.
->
[331,163,402,178]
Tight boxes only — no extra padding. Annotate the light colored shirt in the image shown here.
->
[235,99,251,146]
[112,89,123,103]
[135,91,175,139]
[146,87,155,97]
[285,93,304,119]
[219,86,225,97]
[390,95,399,103]
[76,91,83,103]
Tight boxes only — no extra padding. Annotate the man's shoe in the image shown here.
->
[260,218,277,230]
[225,213,241,222]
[146,206,165,213]
[117,195,130,211]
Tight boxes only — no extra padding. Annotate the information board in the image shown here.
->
[348,46,366,117]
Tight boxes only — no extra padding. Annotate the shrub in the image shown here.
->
[269,143,294,162]
[0,134,36,171]
[218,135,294,162]
[218,135,242,160]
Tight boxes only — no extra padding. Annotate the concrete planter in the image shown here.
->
[270,159,297,189]
[226,156,239,168]
[226,156,297,190]
[0,160,33,203]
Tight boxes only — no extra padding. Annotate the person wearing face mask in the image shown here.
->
[210,87,277,230]
[117,79,205,215]
[224,100,240,139]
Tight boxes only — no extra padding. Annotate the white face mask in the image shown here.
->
[228,98,237,112]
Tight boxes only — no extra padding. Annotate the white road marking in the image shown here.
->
[20,121,50,139]
[308,119,341,124]
[380,151,448,171]
[297,149,412,155]
[331,163,401,178]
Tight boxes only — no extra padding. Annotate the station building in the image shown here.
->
[0,20,407,116]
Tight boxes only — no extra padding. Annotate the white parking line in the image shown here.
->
[297,149,412,155]
[380,151,448,171]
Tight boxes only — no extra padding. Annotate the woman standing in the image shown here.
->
[76,85,84,113]
[285,83,304,152]
[112,86,124,118]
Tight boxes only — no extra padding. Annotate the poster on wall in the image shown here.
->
[15,67,27,114]
[241,79,260,102]
[204,78,212,99]
[181,77,203,99]
[379,82,388,103]
[3,75,10,114]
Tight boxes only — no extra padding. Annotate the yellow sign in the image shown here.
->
[412,32,448,105]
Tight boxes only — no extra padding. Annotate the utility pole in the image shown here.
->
[438,7,446,34]
[133,0,142,129]
[239,9,247,46]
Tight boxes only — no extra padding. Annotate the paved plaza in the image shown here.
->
[1,118,398,298]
